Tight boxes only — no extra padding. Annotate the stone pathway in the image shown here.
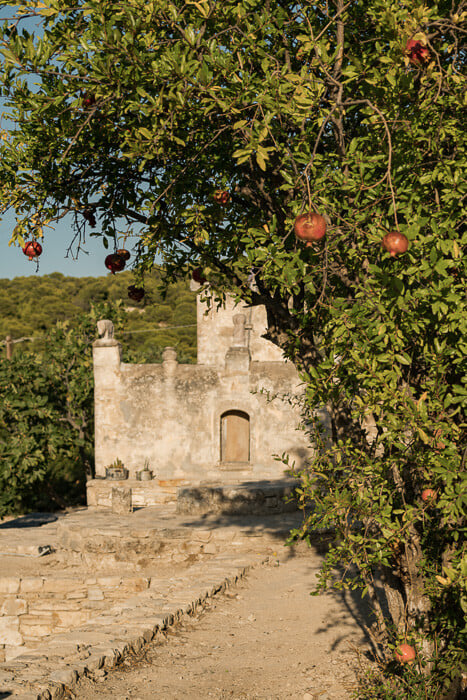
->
[0,506,372,699]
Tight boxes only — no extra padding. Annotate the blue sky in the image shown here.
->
[0,5,142,280]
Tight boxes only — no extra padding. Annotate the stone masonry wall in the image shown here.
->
[93,293,312,485]
[0,575,150,662]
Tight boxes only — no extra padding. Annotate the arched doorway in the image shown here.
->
[220,410,250,464]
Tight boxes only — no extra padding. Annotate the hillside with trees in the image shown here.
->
[0,270,197,363]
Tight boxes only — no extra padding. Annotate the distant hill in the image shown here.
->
[0,270,197,363]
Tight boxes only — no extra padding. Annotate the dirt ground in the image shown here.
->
[72,546,374,700]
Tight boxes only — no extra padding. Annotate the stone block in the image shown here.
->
[120,577,150,592]
[96,576,122,588]
[111,486,133,514]
[65,589,87,600]
[21,611,55,622]
[42,579,78,594]
[1,598,27,616]
[87,587,105,601]
[19,622,52,638]
[0,617,23,646]
[86,653,105,671]
[31,601,80,613]
[4,645,28,661]
[0,578,20,594]
[52,610,90,629]
[203,542,218,554]
[49,668,79,685]
[19,577,44,593]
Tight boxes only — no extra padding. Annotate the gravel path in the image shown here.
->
[72,546,373,700]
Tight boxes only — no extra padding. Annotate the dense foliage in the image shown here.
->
[0,303,121,516]
[0,0,465,696]
[0,271,196,363]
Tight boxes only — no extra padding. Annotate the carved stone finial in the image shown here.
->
[97,319,114,340]
[232,314,247,347]
[162,346,177,364]
[162,346,178,375]
[94,319,120,349]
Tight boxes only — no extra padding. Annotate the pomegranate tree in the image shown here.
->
[82,93,96,107]
[192,268,207,284]
[83,209,96,227]
[213,190,230,205]
[421,489,437,503]
[116,248,131,261]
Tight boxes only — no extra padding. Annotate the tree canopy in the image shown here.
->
[0,271,196,362]
[0,1,466,696]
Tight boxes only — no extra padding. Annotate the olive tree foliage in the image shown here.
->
[0,0,466,694]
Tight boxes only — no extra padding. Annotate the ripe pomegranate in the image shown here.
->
[83,209,96,227]
[192,268,207,284]
[405,39,430,66]
[213,190,230,205]
[422,489,437,503]
[82,93,96,107]
[294,212,326,244]
[105,253,126,274]
[395,643,416,664]
[382,231,409,256]
[22,241,43,260]
[116,248,131,261]
[127,285,145,301]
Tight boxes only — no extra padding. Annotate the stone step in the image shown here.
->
[176,479,298,515]
[55,506,301,565]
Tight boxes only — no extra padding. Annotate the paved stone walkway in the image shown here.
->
[0,506,371,699]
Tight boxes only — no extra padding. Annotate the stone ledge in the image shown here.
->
[177,479,299,515]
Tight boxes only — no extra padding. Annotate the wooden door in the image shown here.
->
[221,410,250,463]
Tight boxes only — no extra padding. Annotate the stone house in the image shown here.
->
[87,284,312,508]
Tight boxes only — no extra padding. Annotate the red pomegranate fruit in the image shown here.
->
[405,39,430,66]
[105,253,126,274]
[382,231,409,257]
[294,212,326,244]
[213,190,230,205]
[82,93,96,107]
[22,241,43,260]
[421,489,437,503]
[127,285,145,301]
[395,643,416,664]
[116,248,131,261]
[192,268,207,284]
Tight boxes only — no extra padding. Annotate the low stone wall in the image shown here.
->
[0,575,150,662]
[86,478,185,508]
[177,480,298,515]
